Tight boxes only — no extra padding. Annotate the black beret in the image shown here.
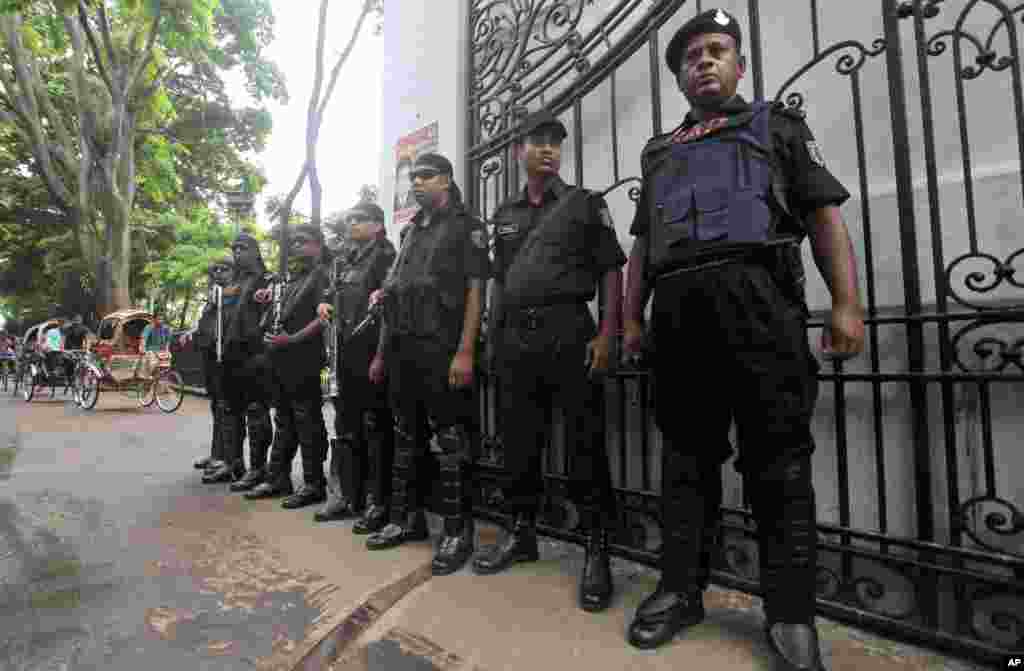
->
[346,201,386,223]
[412,152,454,177]
[665,8,743,76]
[516,109,568,142]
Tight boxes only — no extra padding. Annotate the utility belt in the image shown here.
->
[503,299,591,332]
[655,239,808,314]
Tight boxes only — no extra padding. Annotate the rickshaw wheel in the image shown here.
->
[78,370,99,410]
[10,366,21,397]
[155,369,183,413]
[138,377,156,407]
[22,366,36,402]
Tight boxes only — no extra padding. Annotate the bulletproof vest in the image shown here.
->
[224,269,272,348]
[645,101,796,277]
[385,213,464,346]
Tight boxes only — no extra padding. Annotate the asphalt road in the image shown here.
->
[0,389,335,671]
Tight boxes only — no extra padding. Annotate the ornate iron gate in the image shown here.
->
[464,0,1023,664]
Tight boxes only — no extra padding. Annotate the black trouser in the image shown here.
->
[267,348,328,488]
[651,260,820,625]
[496,302,615,529]
[329,336,394,507]
[386,335,476,527]
[201,347,225,461]
[221,346,275,471]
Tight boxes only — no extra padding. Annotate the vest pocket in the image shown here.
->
[693,188,731,241]
[725,190,772,243]
[656,186,694,247]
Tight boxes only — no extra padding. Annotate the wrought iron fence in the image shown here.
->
[465,0,1023,665]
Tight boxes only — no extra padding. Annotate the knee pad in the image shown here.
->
[246,401,270,423]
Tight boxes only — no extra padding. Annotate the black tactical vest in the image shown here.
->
[644,101,800,278]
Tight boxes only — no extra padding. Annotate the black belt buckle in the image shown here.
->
[523,308,540,331]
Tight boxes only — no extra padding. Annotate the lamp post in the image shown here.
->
[225,190,255,235]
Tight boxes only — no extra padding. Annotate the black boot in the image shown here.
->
[579,526,613,612]
[194,456,214,470]
[196,395,223,469]
[353,498,389,535]
[203,459,226,476]
[765,622,826,671]
[315,435,362,522]
[281,484,326,509]
[627,585,705,649]
[365,509,429,550]
[230,467,265,492]
[244,472,294,499]
[202,460,245,484]
[472,514,539,575]
[207,404,245,483]
[432,515,475,575]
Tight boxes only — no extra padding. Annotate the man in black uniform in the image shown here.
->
[186,256,234,474]
[471,111,625,613]
[314,202,397,527]
[621,9,865,668]
[60,314,93,381]
[251,222,332,509]
[364,152,489,577]
[205,233,276,485]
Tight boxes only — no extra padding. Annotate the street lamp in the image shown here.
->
[225,190,255,235]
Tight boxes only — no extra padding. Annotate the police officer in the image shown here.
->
[206,233,276,486]
[314,202,397,526]
[470,111,625,613]
[187,256,234,474]
[364,152,489,577]
[252,222,332,509]
[621,9,865,667]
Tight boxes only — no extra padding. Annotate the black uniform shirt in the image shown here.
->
[384,203,490,345]
[326,238,397,340]
[62,323,89,349]
[630,96,850,239]
[493,176,626,309]
[278,263,331,368]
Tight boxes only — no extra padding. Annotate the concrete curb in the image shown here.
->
[289,562,436,671]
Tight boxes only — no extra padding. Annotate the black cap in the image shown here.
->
[346,201,386,223]
[291,222,325,243]
[209,254,234,269]
[665,8,743,76]
[233,232,260,249]
[412,152,454,178]
[516,109,568,142]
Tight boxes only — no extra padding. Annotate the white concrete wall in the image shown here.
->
[380,0,1024,558]
[378,0,469,242]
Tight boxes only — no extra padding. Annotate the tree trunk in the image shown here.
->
[179,285,194,329]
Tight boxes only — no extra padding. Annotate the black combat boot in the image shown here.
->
[244,472,294,499]
[627,584,705,649]
[353,496,389,535]
[579,526,613,612]
[755,456,824,671]
[315,434,363,521]
[431,445,475,575]
[471,513,539,575]
[365,509,429,550]
[230,467,265,492]
[203,406,245,483]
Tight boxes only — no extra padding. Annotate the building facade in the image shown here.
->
[378,1,1024,664]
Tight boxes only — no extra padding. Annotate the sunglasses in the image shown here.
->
[410,168,442,181]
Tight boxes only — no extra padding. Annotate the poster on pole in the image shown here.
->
[393,122,439,229]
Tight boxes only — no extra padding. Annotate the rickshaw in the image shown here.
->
[15,317,77,401]
[74,308,184,412]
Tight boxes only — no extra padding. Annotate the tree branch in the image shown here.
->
[77,2,112,92]
[130,4,162,92]
[94,2,119,74]
[316,0,374,121]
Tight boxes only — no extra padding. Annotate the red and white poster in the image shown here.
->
[392,121,439,228]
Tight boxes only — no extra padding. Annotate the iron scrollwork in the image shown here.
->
[471,0,594,139]
[775,39,888,112]
[923,0,1024,81]
[950,315,1024,373]
[959,495,1024,558]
